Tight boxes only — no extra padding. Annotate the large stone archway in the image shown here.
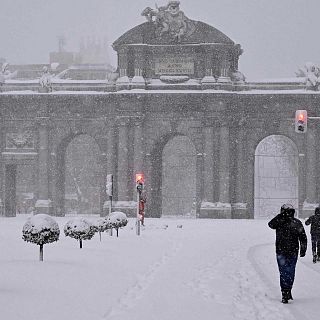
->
[0,92,319,219]
[55,134,103,215]
[254,135,299,219]
[162,135,197,217]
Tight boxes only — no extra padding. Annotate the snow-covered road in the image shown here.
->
[0,215,319,320]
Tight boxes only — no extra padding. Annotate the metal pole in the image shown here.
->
[109,195,113,236]
[136,188,140,236]
[109,195,112,215]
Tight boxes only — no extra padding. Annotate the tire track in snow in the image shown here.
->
[102,237,182,320]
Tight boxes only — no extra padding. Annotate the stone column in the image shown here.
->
[132,47,146,89]
[217,121,231,218]
[117,118,129,202]
[106,123,116,177]
[302,123,318,217]
[245,129,257,219]
[118,47,129,77]
[201,48,216,89]
[196,153,204,218]
[217,53,232,87]
[35,117,53,214]
[232,122,248,218]
[102,120,116,215]
[116,47,130,90]
[203,126,214,202]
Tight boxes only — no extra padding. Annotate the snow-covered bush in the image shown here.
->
[22,214,60,261]
[107,211,128,237]
[64,218,95,248]
[93,218,112,241]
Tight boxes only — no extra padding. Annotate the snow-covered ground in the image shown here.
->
[0,215,319,320]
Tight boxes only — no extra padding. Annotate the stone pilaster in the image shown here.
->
[302,123,318,217]
[118,47,129,77]
[232,123,249,218]
[131,47,146,89]
[117,118,130,202]
[102,120,117,216]
[199,120,231,219]
[35,117,53,214]
[217,56,232,88]
[201,48,217,89]
[203,126,214,202]
[116,47,130,90]
[217,121,231,218]
[196,153,204,218]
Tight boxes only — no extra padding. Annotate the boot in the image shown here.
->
[281,290,289,304]
[313,253,317,263]
[288,289,293,300]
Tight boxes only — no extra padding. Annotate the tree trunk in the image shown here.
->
[80,239,82,249]
[116,228,119,237]
[99,231,101,242]
[39,244,44,261]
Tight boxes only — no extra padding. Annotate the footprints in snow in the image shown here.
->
[103,239,181,319]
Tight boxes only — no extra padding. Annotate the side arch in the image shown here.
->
[54,132,103,215]
[254,135,299,219]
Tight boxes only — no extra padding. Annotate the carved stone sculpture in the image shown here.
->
[39,66,52,92]
[142,1,196,42]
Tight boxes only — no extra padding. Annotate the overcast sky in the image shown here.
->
[0,0,319,80]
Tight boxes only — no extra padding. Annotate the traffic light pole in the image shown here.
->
[135,173,144,236]
[136,190,141,236]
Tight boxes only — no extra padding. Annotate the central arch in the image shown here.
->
[162,135,197,216]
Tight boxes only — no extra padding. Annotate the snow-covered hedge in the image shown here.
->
[93,218,112,241]
[64,218,95,248]
[107,211,128,237]
[22,214,60,261]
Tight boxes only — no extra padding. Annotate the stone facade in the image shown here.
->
[0,91,320,218]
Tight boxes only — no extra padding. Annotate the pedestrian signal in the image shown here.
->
[295,110,307,133]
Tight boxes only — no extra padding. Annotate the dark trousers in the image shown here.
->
[276,254,298,290]
[311,234,320,255]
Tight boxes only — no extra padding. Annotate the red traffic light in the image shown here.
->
[136,173,144,184]
[295,110,307,133]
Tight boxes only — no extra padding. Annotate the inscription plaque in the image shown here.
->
[155,56,194,75]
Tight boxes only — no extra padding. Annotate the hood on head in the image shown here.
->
[280,203,295,218]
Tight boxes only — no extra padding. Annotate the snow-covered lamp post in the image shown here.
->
[64,218,95,248]
[22,214,60,261]
[107,211,128,237]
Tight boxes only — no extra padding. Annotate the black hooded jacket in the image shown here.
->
[305,212,320,235]
[268,213,307,256]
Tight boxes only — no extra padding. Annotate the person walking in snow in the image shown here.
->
[305,206,320,263]
[268,204,307,304]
